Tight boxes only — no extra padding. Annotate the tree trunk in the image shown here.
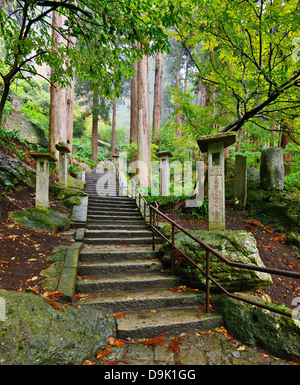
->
[152,51,163,143]
[49,67,60,161]
[66,78,74,163]
[0,80,10,126]
[130,62,138,144]
[137,54,151,187]
[91,90,99,164]
[49,11,66,161]
[111,99,117,157]
[66,35,76,163]
[175,69,181,127]
[280,123,292,174]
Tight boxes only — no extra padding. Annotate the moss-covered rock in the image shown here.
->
[9,207,70,233]
[67,175,85,190]
[212,293,300,362]
[64,196,82,208]
[247,188,300,237]
[50,183,87,200]
[0,291,115,365]
[160,230,272,292]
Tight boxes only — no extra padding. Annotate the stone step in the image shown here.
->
[87,219,146,226]
[86,224,149,230]
[75,288,205,313]
[79,245,161,263]
[87,197,132,203]
[87,210,140,217]
[116,307,223,339]
[78,259,163,277]
[88,202,137,208]
[83,237,154,245]
[84,229,152,238]
[75,273,180,294]
[87,215,144,222]
[88,196,134,202]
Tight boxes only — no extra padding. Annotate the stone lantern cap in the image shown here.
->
[55,142,71,153]
[197,132,236,153]
[157,151,172,158]
[29,152,57,162]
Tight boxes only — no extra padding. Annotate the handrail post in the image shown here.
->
[171,223,175,275]
[205,249,210,313]
[152,209,156,251]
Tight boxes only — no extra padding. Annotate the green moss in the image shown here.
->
[9,207,70,233]
[212,294,300,362]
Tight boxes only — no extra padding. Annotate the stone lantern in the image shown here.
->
[197,133,236,231]
[157,151,172,197]
[29,152,57,209]
[56,142,70,186]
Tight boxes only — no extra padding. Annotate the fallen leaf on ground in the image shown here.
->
[167,337,181,354]
[142,333,167,348]
[270,234,286,243]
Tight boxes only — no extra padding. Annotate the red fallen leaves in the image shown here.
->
[167,337,181,354]
[270,233,286,243]
[142,333,167,348]
[169,285,199,293]
[114,311,129,319]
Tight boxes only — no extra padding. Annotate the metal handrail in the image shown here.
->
[113,161,300,319]
[149,204,300,318]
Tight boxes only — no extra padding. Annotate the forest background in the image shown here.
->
[0,0,299,195]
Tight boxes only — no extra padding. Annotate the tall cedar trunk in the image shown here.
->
[182,55,189,124]
[49,11,66,161]
[91,90,98,164]
[0,80,10,126]
[280,123,292,174]
[137,53,151,187]
[175,69,181,127]
[130,61,138,151]
[66,78,75,163]
[66,35,76,163]
[111,99,117,157]
[152,51,163,143]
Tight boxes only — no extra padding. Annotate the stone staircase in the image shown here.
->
[75,170,222,339]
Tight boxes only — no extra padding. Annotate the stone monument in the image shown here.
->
[157,151,172,197]
[234,155,247,211]
[56,142,70,186]
[197,133,236,231]
[260,148,284,191]
[29,152,57,208]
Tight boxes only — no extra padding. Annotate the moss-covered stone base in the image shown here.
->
[212,293,300,362]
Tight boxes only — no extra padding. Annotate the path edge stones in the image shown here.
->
[58,198,88,301]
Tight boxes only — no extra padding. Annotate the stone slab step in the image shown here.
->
[79,245,161,262]
[87,215,144,222]
[75,288,205,313]
[87,210,140,216]
[87,219,146,226]
[85,194,134,203]
[116,307,223,339]
[88,203,137,209]
[83,237,154,245]
[76,273,180,294]
[78,259,162,277]
[86,224,149,230]
[84,230,152,238]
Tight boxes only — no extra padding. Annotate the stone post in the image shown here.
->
[157,151,172,197]
[29,152,57,209]
[260,148,284,190]
[56,142,70,186]
[234,155,247,211]
[197,133,236,231]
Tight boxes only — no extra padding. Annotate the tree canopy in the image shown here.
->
[0,0,178,120]
[172,0,300,143]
